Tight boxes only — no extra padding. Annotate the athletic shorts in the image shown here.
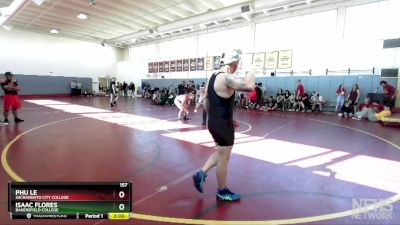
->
[208,120,234,147]
[174,98,183,110]
[3,94,22,110]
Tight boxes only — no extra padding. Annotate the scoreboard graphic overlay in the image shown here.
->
[9,182,132,220]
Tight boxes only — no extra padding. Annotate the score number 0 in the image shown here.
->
[118,183,128,211]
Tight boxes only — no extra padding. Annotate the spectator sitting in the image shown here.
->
[276,89,284,110]
[167,92,176,105]
[262,96,277,111]
[154,90,168,105]
[338,99,354,118]
[311,93,325,112]
[289,92,297,111]
[298,93,311,112]
[83,89,93,98]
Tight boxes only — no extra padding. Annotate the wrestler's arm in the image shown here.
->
[224,71,255,91]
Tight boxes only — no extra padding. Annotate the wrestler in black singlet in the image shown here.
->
[207,72,235,146]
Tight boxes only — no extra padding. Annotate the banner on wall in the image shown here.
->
[183,59,189,71]
[213,56,221,70]
[148,62,153,73]
[278,50,293,69]
[190,58,197,71]
[153,62,158,73]
[170,60,176,72]
[177,60,183,71]
[265,51,279,69]
[205,56,214,71]
[253,52,265,69]
[240,53,253,70]
[158,62,164,72]
[164,61,170,73]
[196,58,204,71]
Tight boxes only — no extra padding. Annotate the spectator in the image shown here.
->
[335,84,346,112]
[311,93,325,112]
[283,90,291,111]
[123,81,128,97]
[299,93,311,112]
[255,83,263,109]
[338,99,353,118]
[264,96,277,111]
[289,92,297,111]
[296,80,305,111]
[83,89,93,98]
[380,80,397,109]
[178,81,186,95]
[128,82,134,98]
[276,89,284,110]
[347,83,360,114]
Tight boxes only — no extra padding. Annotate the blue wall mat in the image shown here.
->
[357,76,374,102]
[275,77,286,95]
[0,75,92,96]
[143,75,397,103]
[317,77,332,102]
[306,77,319,94]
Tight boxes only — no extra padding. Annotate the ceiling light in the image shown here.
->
[77,13,88,20]
[2,25,12,31]
[283,5,288,9]
[32,0,45,6]
[50,28,59,34]
[306,0,312,4]
[130,38,137,43]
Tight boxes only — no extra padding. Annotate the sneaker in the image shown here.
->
[338,113,343,117]
[194,109,198,113]
[110,103,115,107]
[14,118,24,122]
[216,188,241,201]
[183,116,191,120]
[3,119,9,125]
[192,170,207,193]
[352,116,361,120]
[113,101,117,105]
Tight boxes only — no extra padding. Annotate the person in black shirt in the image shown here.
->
[1,72,24,124]
[109,78,118,107]
[192,49,255,201]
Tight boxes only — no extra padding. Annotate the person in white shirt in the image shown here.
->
[311,92,325,112]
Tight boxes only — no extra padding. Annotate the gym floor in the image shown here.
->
[0,96,399,225]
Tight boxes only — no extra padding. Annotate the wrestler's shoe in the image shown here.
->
[193,170,207,193]
[216,188,241,201]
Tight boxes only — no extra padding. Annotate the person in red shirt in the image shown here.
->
[296,79,306,112]
[380,81,397,109]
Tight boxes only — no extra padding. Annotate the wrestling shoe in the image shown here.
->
[3,119,9,125]
[14,118,24,122]
[216,188,241,201]
[192,170,207,193]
